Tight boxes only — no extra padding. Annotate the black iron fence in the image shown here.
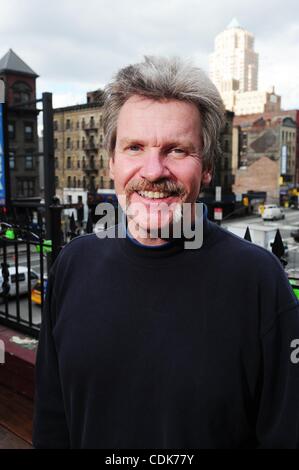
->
[0,201,94,338]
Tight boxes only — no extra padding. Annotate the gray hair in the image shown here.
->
[103,55,225,171]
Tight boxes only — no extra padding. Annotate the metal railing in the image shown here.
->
[0,202,94,338]
[0,220,46,338]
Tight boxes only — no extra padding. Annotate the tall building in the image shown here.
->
[210,18,258,93]
[0,49,40,198]
[209,19,281,115]
[54,91,111,208]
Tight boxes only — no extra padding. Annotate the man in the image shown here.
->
[33,56,299,449]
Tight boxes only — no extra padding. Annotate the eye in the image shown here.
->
[127,144,142,152]
[169,148,187,157]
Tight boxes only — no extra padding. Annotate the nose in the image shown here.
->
[139,148,170,182]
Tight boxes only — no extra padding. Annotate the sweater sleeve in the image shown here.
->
[32,259,70,449]
[256,299,299,449]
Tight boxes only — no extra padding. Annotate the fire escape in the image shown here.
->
[82,117,99,193]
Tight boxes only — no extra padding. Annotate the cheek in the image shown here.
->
[113,156,139,187]
[170,160,202,191]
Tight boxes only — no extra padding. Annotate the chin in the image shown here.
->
[133,214,179,240]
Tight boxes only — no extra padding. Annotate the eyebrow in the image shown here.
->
[118,138,200,153]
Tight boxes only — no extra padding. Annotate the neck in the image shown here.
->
[127,219,171,246]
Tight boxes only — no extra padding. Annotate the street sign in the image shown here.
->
[214,207,223,221]
[0,104,6,206]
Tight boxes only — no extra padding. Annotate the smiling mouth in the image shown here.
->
[136,190,179,200]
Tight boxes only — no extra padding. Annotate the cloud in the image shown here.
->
[0,0,298,108]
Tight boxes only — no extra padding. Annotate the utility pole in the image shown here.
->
[42,92,55,240]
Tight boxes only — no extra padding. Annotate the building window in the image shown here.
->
[90,116,95,128]
[82,156,86,169]
[76,121,80,130]
[82,138,85,149]
[9,151,15,170]
[68,195,72,204]
[77,179,81,188]
[83,177,86,190]
[82,118,85,129]
[25,154,34,170]
[66,119,71,130]
[77,159,80,169]
[100,176,104,187]
[54,138,58,150]
[99,115,103,127]
[67,176,71,188]
[16,178,35,197]
[77,140,80,149]
[55,157,59,169]
[67,157,72,169]
[8,122,15,140]
[100,155,104,168]
[109,179,114,189]
[24,123,34,142]
[55,176,59,188]
[99,134,103,144]
[73,177,76,188]
[66,137,71,149]
[12,81,32,105]
[54,121,58,131]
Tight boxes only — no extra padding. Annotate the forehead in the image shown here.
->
[116,95,201,142]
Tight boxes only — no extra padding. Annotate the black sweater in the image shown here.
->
[33,216,299,449]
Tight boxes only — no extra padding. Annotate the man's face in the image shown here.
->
[109,95,211,236]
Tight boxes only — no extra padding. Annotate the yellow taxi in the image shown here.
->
[31,278,48,306]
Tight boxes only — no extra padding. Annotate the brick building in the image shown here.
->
[0,49,39,198]
[232,110,299,203]
[54,90,111,207]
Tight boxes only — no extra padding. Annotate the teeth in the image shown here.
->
[138,190,170,199]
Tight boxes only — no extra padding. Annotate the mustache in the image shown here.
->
[125,179,186,196]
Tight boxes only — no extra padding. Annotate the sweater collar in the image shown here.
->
[118,203,214,260]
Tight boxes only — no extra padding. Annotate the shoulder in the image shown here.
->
[208,222,281,268]
[52,225,122,274]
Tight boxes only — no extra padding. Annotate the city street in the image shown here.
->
[1,249,46,328]
[223,208,299,274]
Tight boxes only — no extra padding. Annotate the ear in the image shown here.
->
[201,169,212,186]
[109,157,114,180]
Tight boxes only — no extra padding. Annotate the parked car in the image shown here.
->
[0,266,39,296]
[262,204,285,221]
[291,229,299,242]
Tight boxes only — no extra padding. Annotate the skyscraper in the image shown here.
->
[209,19,281,115]
[209,18,258,104]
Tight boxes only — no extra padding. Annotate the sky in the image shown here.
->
[0,0,298,110]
